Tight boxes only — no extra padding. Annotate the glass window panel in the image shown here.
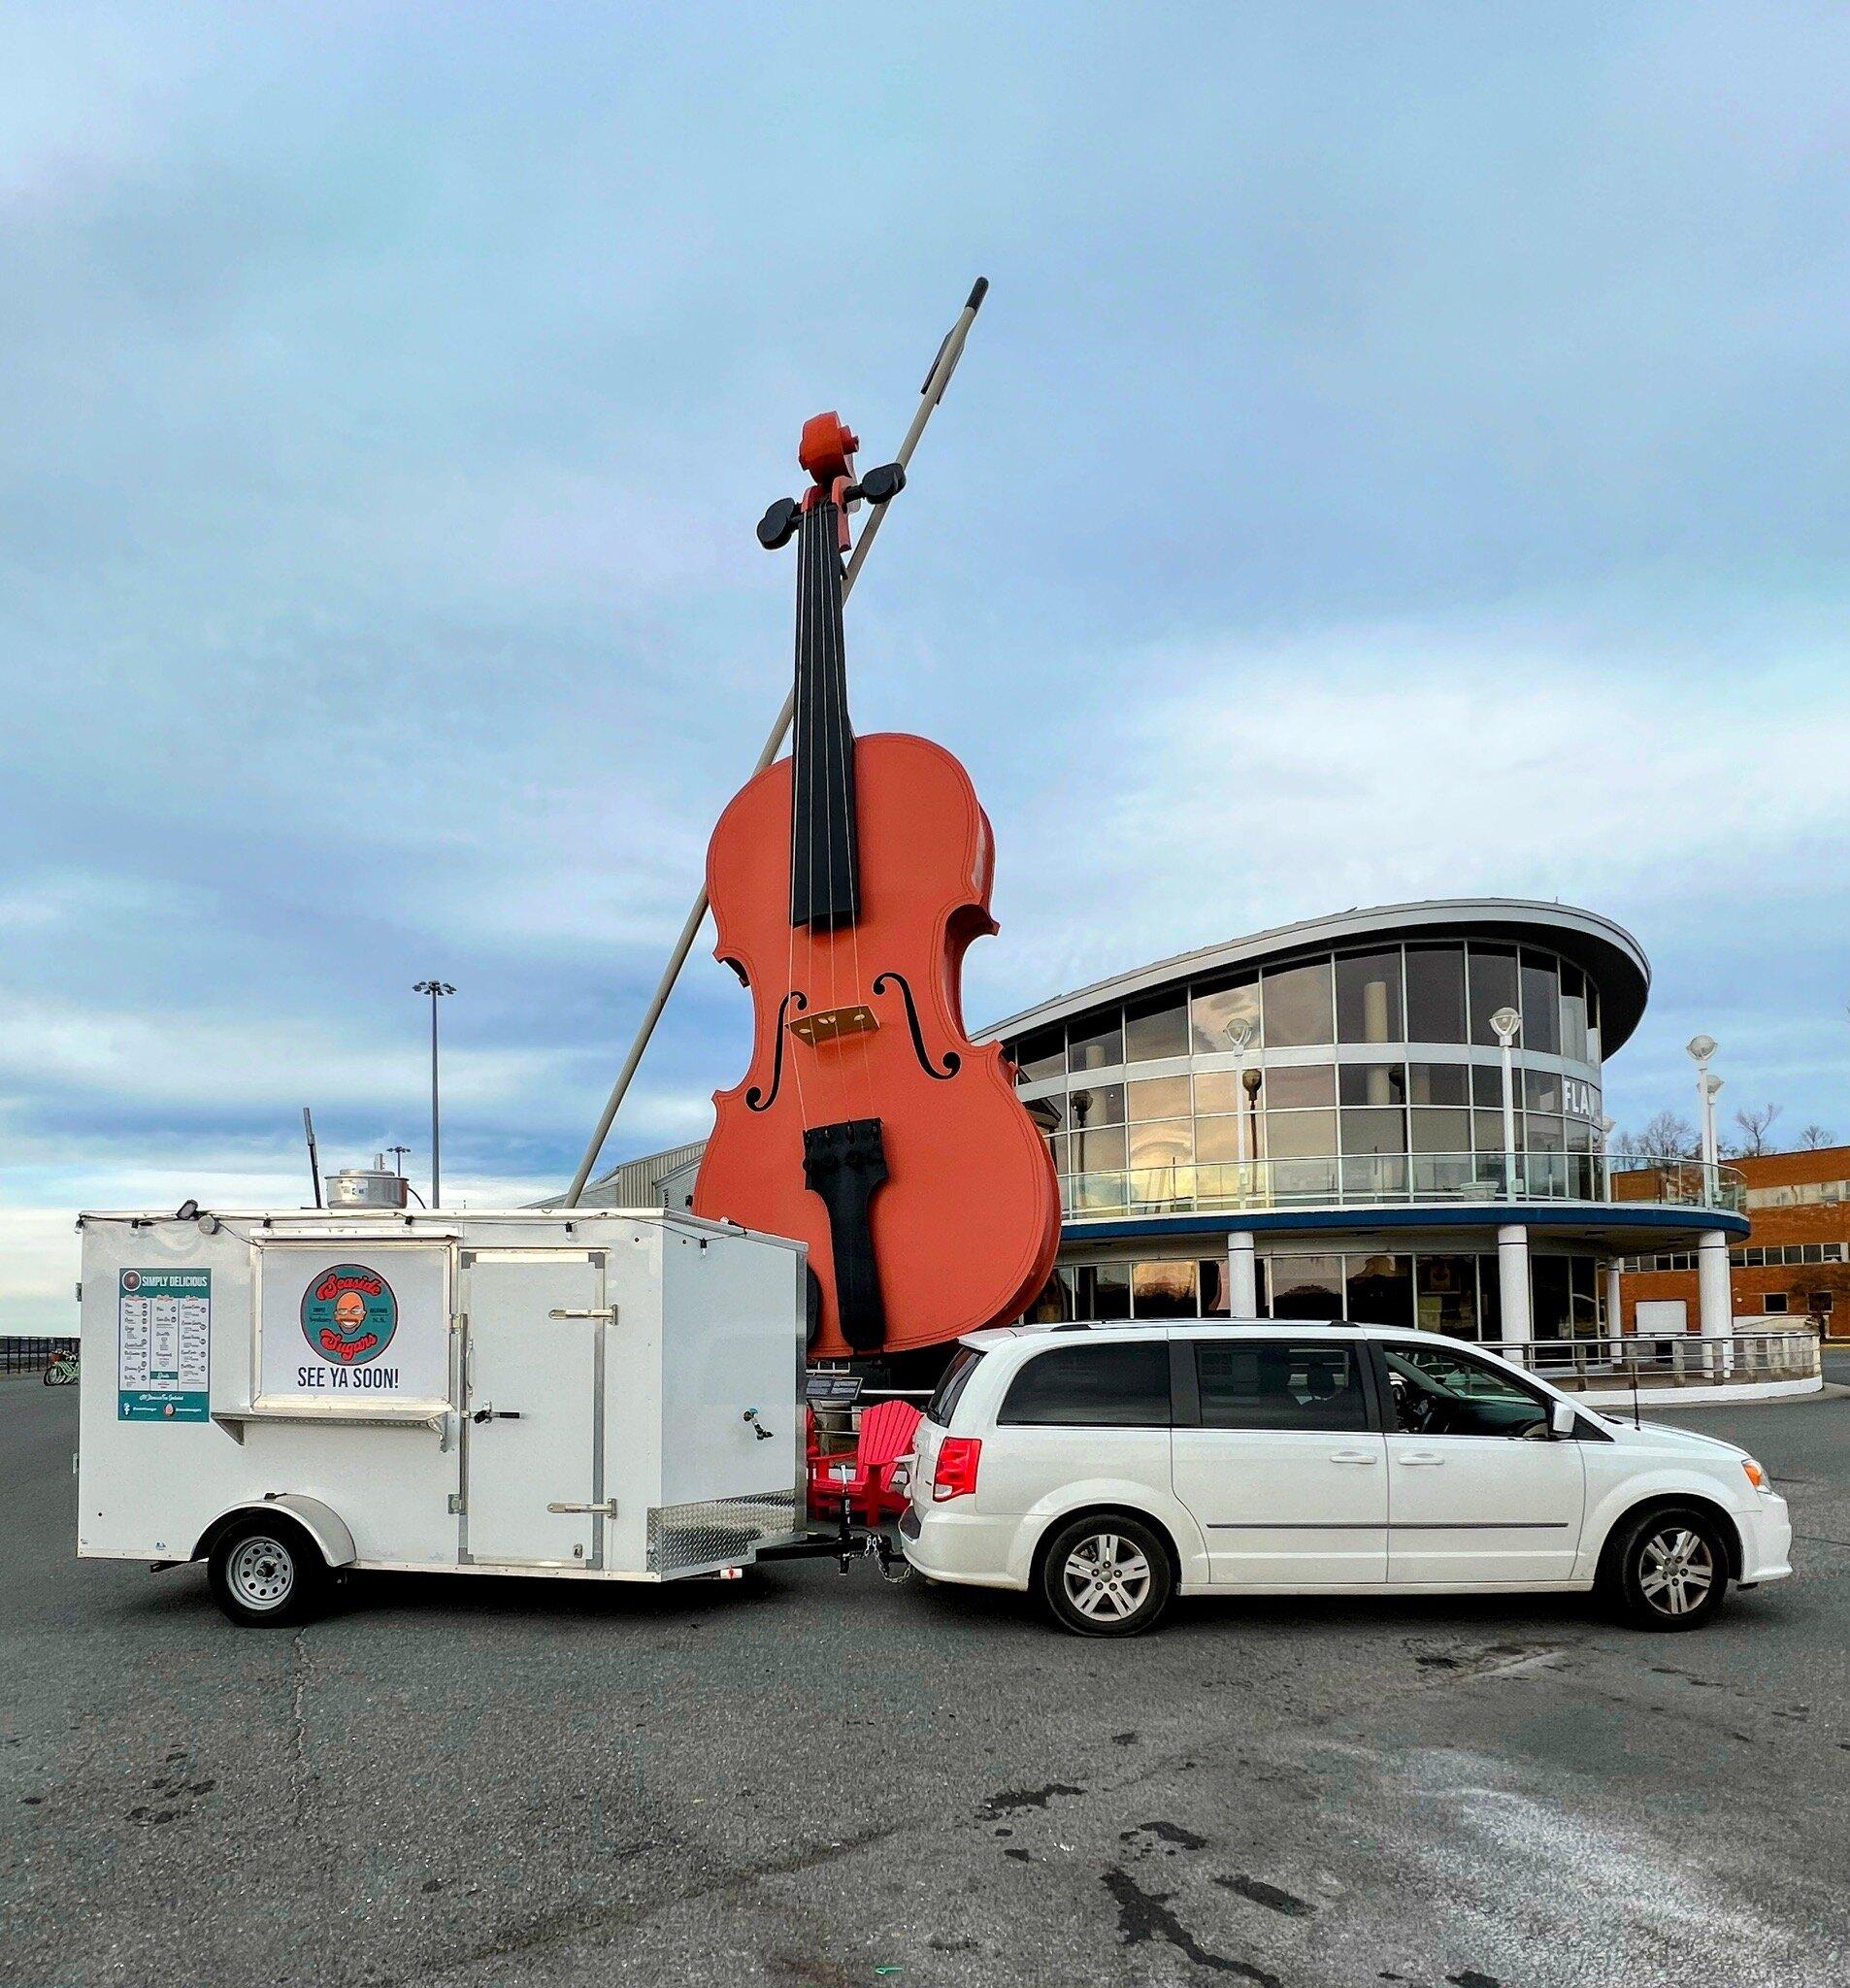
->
[1191,1340,1369,1431]
[1340,1107,1406,1155]
[1191,975,1261,1053]
[1023,1093,1066,1140]
[1046,1131,1069,1176]
[1270,1254,1344,1320]
[1531,1257,1571,1340]
[1474,1108,1518,1154]
[1262,959,1335,1047]
[1024,1268,1075,1323]
[1527,1113,1565,1152]
[1069,1123,1127,1173]
[1471,1062,1506,1108]
[1067,1013,1123,1074]
[1478,1253,1503,1337]
[1199,1258,1229,1317]
[1260,1063,1336,1108]
[1193,1070,1255,1114]
[1074,1261,1131,1320]
[1559,965,1589,1064]
[1124,995,1189,1064]
[1069,1082,1125,1127]
[1133,1260,1198,1318]
[1521,953,1561,1055]
[1407,1062,1469,1106]
[1128,1118,1195,1170]
[1468,945,1519,1046]
[1339,1062,1406,1106]
[1337,949,1404,1045]
[1404,944,1468,1043]
[1523,1069,1563,1113]
[1128,1075,1191,1120]
[1011,1026,1065,1085]
[1195,1114,1244,1164]
[1410,1107,1472,1154]
[1261,1109,1338,1159]
[1272,1157,1339,1203]
[1415,1253,1479,1338]
[1565,1115,1594,1152]
[1347,1252,1413,1330]
[999,1342,1167,1424]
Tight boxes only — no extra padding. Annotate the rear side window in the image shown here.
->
[926,1347,984,1427]
[1191,1340,1370,1432]
[999,1342,1172,1427]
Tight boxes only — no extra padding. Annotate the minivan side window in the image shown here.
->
[1191,1340,1370,1432]
[926,1347,984,1427]
[998,1342,1172,1428]
[1380,1342,1547,1439]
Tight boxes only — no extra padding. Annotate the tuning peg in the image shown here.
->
[848,462,906,507]
[757,497,801,550]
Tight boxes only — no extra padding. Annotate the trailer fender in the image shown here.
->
[192,1495,357,1571]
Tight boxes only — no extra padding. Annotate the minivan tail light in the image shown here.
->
[933,1437,981,1502]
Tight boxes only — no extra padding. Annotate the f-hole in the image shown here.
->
[746,990,809,1110]
[873,972,960,1080]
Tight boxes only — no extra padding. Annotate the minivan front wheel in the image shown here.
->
[1606,1507,1730,1631]
[1040,1515,1173,1637]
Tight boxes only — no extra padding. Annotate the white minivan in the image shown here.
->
[900,1322,1792,1637]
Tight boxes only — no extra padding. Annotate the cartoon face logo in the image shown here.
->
[300,1264,397,1365]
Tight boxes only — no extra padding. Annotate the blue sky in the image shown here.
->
[4,6,1848,1327]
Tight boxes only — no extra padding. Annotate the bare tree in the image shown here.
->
[1618,1110,1699,1158]
[1732,1103,1783,1157]
[1800,1122,1834,1150]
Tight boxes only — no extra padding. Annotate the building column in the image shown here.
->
[1228,1231,1258,1318]
[1699,1229,1734,1376]
[1604,1260,1623,1343]
[1498,1225,1532,1360]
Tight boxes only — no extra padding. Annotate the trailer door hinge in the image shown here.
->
[546,1499,617,1517]
[447,1492,465,1515]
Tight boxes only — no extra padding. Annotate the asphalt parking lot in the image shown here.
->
[3,1363,1847,1988]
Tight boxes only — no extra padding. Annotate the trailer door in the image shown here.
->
[462,1252,606,1570]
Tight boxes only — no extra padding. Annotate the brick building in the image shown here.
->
[1619,1144,1850,1339]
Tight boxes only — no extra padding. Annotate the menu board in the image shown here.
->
[117,1269,211,1421]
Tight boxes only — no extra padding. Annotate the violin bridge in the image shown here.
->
[787,1004,879,1048]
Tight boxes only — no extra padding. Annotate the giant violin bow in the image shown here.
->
[562,279,989,1208]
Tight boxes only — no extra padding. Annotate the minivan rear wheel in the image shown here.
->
[1040,1515,1173,1637]
[1605,1506,1730,1632]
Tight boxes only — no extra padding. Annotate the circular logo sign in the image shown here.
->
[300,1264,397,1366]
[122,1270,142,1292]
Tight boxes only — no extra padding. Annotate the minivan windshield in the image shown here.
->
[926,1347,984,1426]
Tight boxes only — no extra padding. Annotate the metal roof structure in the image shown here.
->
[985,897,1651,1055]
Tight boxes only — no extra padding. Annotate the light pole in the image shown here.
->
[1491,1006,1523,1199]
[1225,1017,1256,1198]
[1687,1034,1720,1193]
[1600,1115,1616,1202]
[414,981,455,1208]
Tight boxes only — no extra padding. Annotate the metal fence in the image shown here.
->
[0,1337,78,1375]
[1483,1327,1820,1392]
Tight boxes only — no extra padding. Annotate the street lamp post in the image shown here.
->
[413,980,455,1209]
[1600,1115,1616,1203]
[1225,1017,1256,1200]
[1491,1007,1523,1199]
[1687,1034,1720,1196]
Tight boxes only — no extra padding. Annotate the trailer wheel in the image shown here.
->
[207,1516,328,1627]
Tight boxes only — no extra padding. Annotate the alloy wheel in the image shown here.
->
[1062,1532,1152,1622]
[1638,1526,1715,1617]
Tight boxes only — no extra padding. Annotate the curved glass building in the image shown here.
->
[992,900,1745,1352]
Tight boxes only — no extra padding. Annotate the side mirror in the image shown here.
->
[1549,1400,1577,1440]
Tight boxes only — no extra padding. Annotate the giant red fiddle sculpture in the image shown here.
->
[693,412,1060,1360]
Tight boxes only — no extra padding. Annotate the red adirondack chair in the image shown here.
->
[807,1398,923,1526]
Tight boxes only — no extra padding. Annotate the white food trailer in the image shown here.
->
[77,1206,810,1623]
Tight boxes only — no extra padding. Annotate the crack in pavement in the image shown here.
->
[286,1624,313,1832]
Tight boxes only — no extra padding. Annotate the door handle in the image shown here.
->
[1329,1449,1378,1465]
[1398,1450,1444,1466]
[471,1408,522,1423]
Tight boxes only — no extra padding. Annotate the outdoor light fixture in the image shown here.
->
[1225,1015,1257,1187]
[1490,1007,1522,1199]
[413,980,456,1209]
[1687,1035,1721,1177]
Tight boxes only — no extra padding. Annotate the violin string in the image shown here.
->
[829,483,877,1127]
[785,498,810,1135]
[818,493,840,1105]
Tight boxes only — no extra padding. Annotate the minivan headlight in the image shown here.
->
[1740,1456,1767,1492]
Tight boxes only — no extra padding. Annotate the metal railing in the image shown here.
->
[1062,1150,1745,1219]
[1482,1327,1820,1391]
[0,1337,78,1375]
